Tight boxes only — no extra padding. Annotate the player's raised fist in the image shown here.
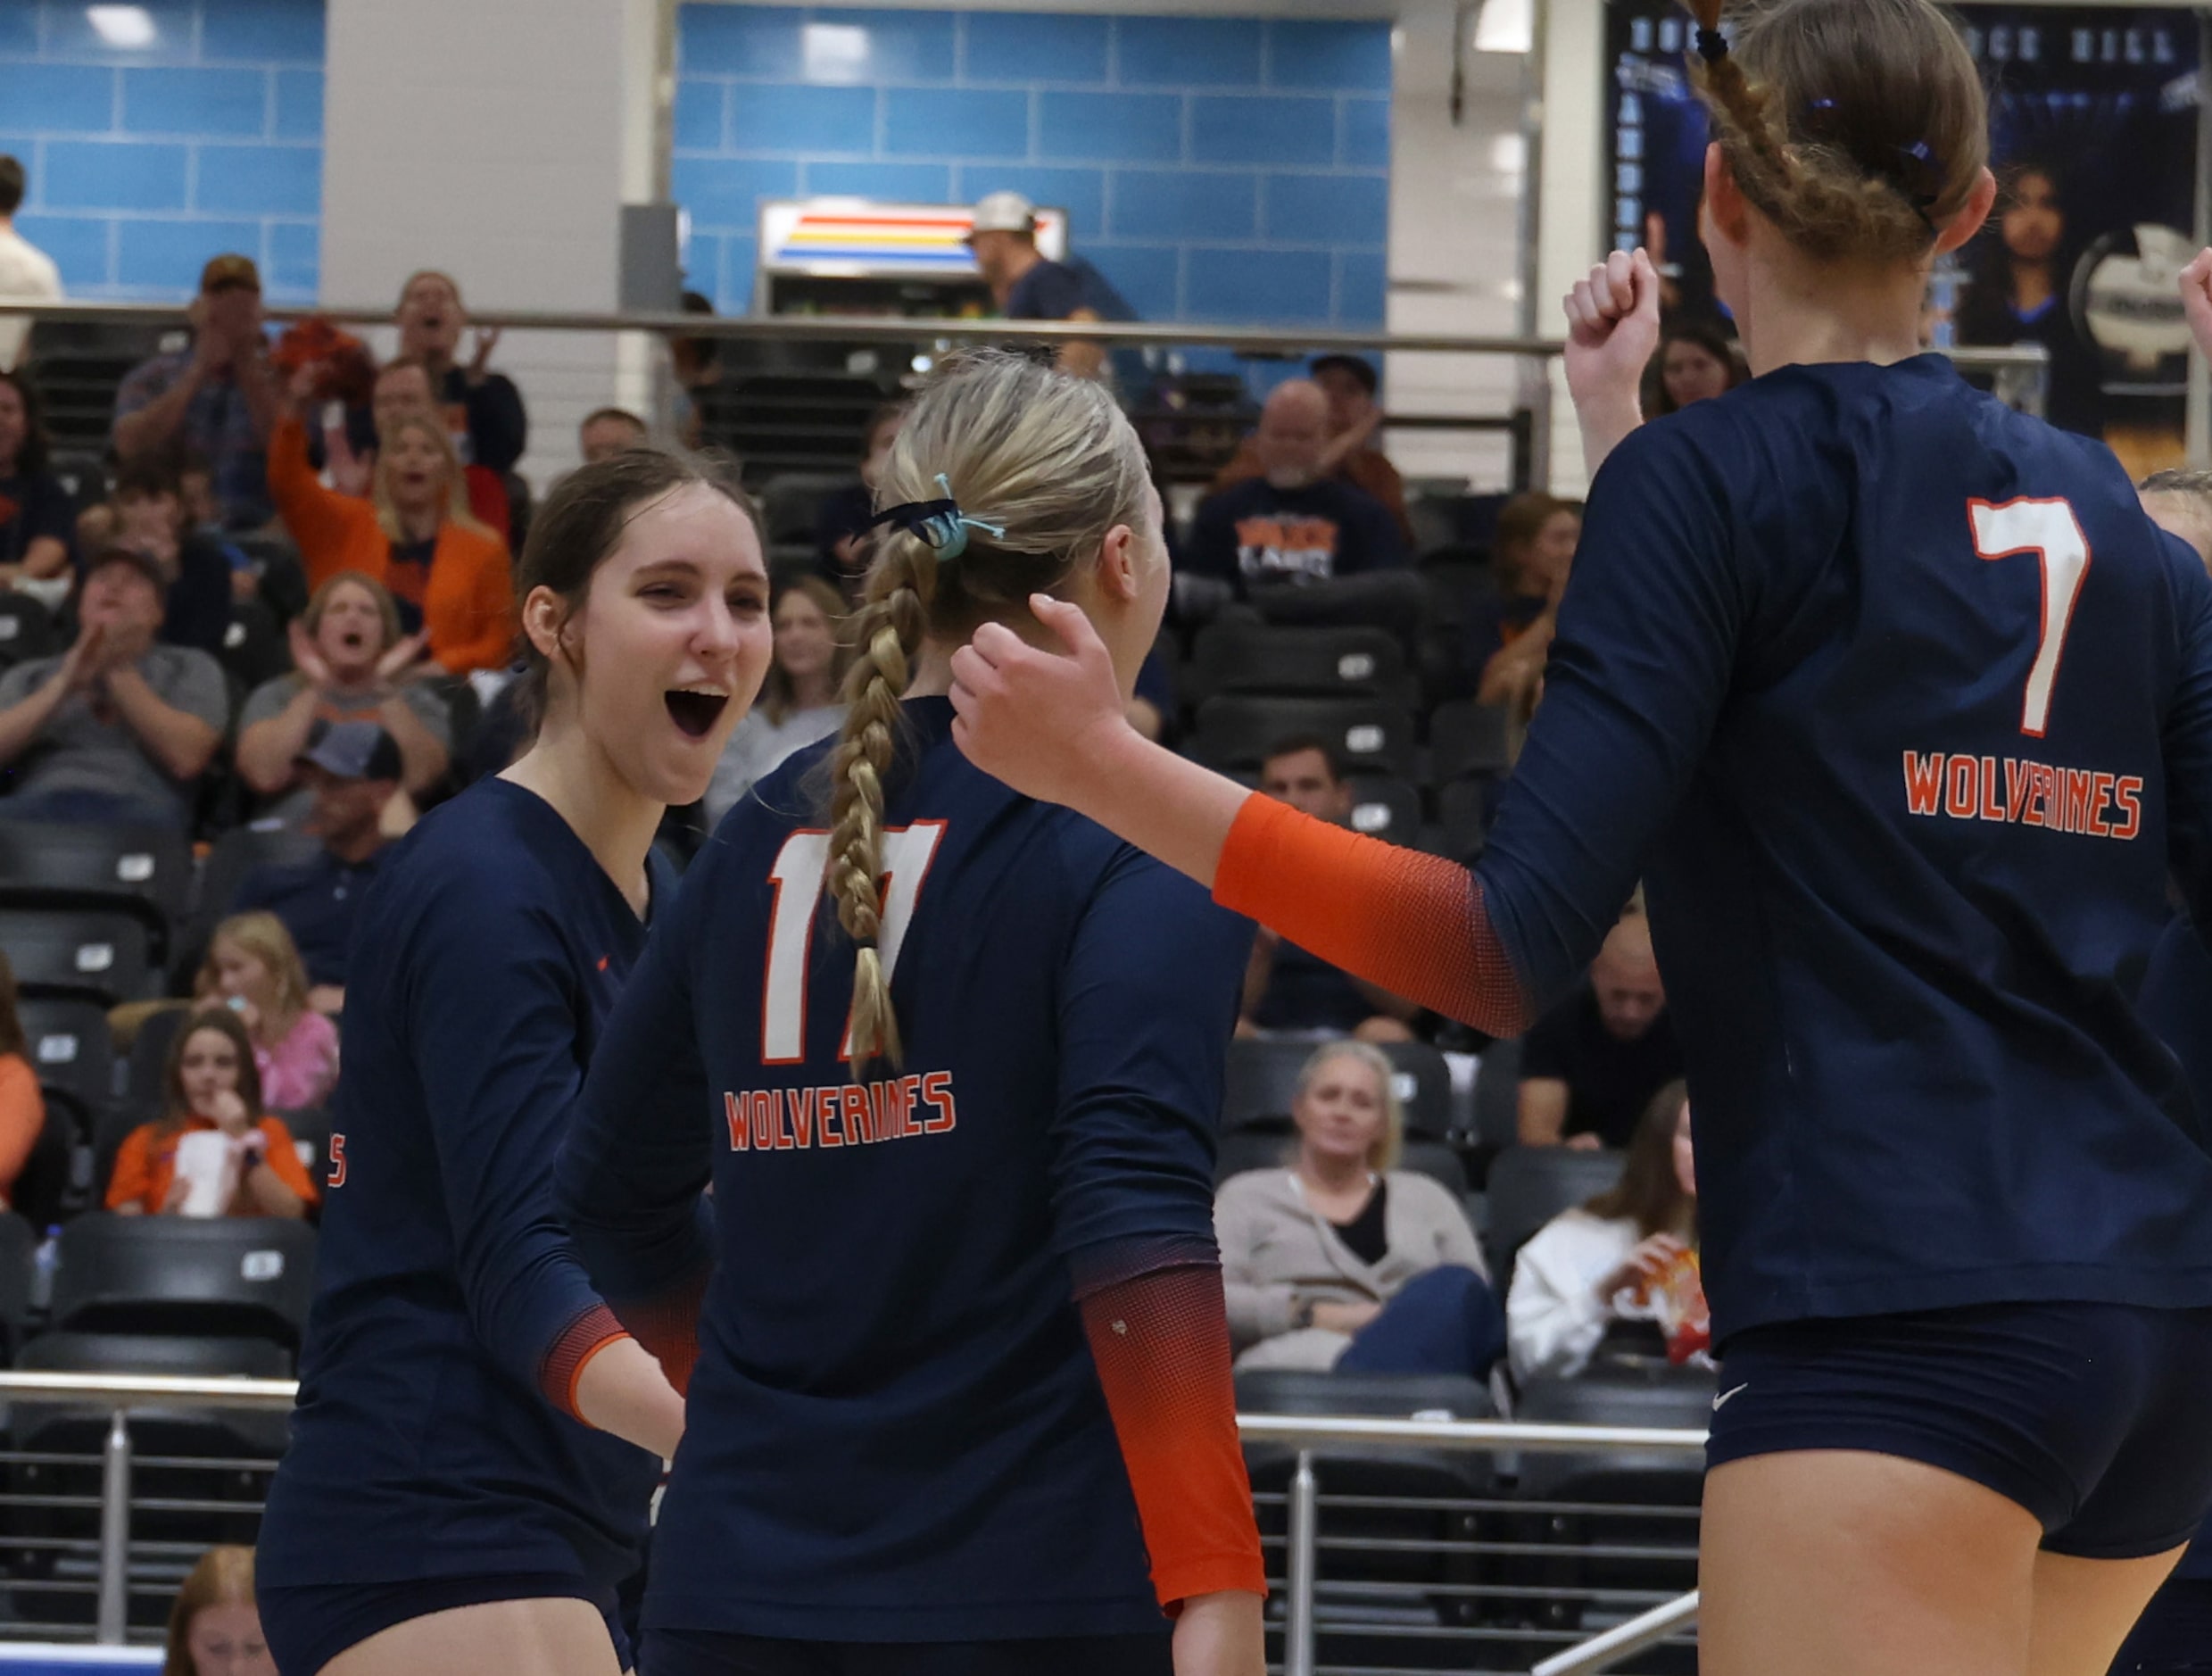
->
[1564,247,1662,415]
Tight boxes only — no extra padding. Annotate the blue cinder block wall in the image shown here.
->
[0,0,325,303]
[675,4,1392,328]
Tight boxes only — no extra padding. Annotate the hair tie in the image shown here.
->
[1695,26,1728,64]
[866,473,1007,562]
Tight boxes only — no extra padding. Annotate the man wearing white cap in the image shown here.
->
[965,191,1136,383]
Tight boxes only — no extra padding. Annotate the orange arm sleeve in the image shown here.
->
[0,1058,43,1205]
[1211,793,1534,1038]
[1081,1264,1267,1612]
[267,416,364,586]
[541,1304,635,1423]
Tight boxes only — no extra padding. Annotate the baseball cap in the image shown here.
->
[297,720,402,784]
[965,192,1037,241]
[199,253,261,295]
[81,546,168,594]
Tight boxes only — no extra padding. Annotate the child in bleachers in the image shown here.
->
[0,948,44,1213]
[162,1545,275,1676]
[195,912,338,1111]
[1505,1082,1702,1384]
[107,1006,315,1218]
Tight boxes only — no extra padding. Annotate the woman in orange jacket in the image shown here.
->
[268,395,515,676]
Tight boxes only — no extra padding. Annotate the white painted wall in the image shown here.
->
[320,0,663,493]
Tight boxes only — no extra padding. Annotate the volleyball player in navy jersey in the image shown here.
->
[948,1,2212,1670]
[255,450,773,1676]
[546,350,1266,1676]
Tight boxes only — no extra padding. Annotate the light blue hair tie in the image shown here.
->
[866,473,1007,561]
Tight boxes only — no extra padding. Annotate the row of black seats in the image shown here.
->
[0,818,323,1007]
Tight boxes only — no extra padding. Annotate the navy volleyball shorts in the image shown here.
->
[1706,1301,2212,1559]
[258,1572,632,1675]
[642,1629,1173,1676]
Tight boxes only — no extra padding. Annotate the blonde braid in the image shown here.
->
[825,536,934,1072]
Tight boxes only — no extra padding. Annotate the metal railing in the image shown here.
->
[0,1371,1709,1676]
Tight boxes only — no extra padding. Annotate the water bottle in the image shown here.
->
[30,1226,60,1314]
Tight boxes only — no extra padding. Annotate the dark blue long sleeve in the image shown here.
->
[407,874,621,1395]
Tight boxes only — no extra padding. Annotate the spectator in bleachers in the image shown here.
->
[269,374,515,676]
[1211,355,1413,544]
[0,547,227,829]
[194,911,338,1112]
[0,950,44,1214]
[392,270,527,485]
[1463,492,1580,705]
[1240,735,1421,1043]
[112,256,279,532]
[111,460,239,660]
[236,572,449,817]
[704,576,849,826]
[965,191,1137,382]
[0,367,72,588]
[163,1545,275,1676]
[107,1007,316,1219]
[580,406,650,465]
[351,357,511,542]
[1506,1082,1703,1382]
[1186,381,1422,648]
[1517,909,1680,1149]
[670,288,746,453]
[1216,1040,1503,1376]
[814,401,908,604]
[0,155,59,375]
[1640,319,1744,419]
[232,722,399,1015]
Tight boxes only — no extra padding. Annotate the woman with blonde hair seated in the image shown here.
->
[1216,1038,1503,1377]
[195,911,339,1111]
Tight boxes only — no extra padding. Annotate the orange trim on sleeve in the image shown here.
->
[1213,793,1533,1037]
[541,1302,631,1424]
[612,1265,708,1398]
[1081,1265,1266,1611]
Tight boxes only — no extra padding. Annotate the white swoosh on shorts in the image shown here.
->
[1711,1383,1749,1412]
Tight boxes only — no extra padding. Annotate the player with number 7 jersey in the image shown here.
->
[546,350,1266,1676]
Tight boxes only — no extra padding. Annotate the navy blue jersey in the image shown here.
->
[259,777,667,1591]
[1472,356,2212,1338]
[554,698,1253,1641]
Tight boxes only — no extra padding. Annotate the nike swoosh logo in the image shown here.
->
[1712,1383,1749,1412]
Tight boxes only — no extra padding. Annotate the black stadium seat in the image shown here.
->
[1429,700,1515,786]
[16,996,115,1114]
[0,1209,37,1357]
[1483,1146,1626,1287]
[1191,625,1413,706]
[0,908,160,1006]
[16,1087,94,1230]
[1343,775,1421,847]
[48,1215,316,1354]
[0,821,193,939]
[1189,696,1417,778]
[1436,777,1489,861]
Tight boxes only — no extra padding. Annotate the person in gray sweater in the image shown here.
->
[1215,1039,1502,1377]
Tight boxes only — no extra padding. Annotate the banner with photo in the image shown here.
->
[1602,2,2204,468]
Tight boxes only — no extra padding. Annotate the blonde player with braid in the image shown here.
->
[548,348,1267,1676]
